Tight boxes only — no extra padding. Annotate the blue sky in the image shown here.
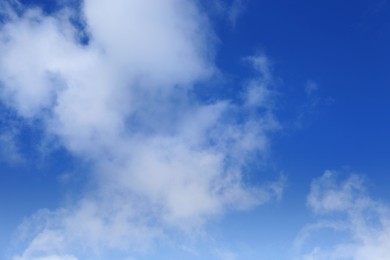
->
[0,0,390,259]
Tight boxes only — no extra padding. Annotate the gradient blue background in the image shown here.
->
[1,0,390,259]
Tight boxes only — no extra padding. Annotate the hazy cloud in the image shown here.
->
[295,171,390,260]
[207,0,247,27]
[228,0,246,27]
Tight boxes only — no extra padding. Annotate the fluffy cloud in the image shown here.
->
[295,171,390,260]
[0,0,283,259]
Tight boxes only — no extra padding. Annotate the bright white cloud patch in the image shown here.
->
[295,171,390,260]
[0,0,283,259]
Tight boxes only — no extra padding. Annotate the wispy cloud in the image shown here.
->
[0,129,23,164]
[0,0,283,259]
[295,171,390,260]
[228,0,246,27]
[294,80,334,128]
[0,107,26,165]
[207,0,247,28]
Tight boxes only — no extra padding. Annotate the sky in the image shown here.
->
[0,0,390,259]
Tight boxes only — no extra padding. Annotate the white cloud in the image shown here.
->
[0,0,283,258]
[295,171,390,260]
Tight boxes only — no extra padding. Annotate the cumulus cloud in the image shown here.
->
[295,171,390,260]
[0,0,283,258]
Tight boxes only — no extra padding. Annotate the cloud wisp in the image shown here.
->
[295,171,390,260]
[0,0,283,259]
